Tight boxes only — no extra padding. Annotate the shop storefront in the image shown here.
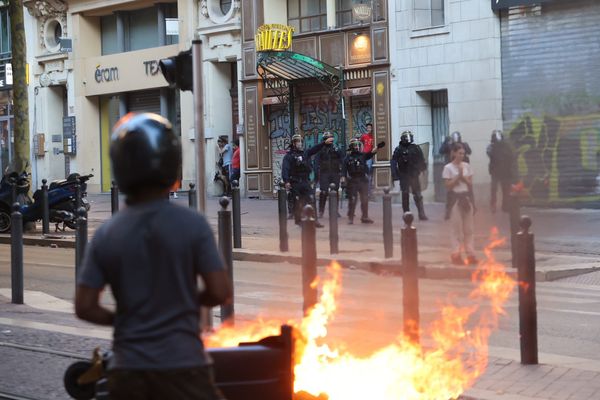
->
[241,13,391,198]
[499,0,600,207]
[77,45,181,192]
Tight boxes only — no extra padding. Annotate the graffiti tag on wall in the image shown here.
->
[508,113,600,206]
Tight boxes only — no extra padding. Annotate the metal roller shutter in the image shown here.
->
[501,1,600,208]
[126,89,161,114]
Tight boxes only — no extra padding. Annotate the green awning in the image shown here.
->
[256,51,343,102]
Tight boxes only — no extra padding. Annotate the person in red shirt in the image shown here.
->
[359,123,375,196]
[230,139,240,184]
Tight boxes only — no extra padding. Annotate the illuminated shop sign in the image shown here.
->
[255,24,294,52]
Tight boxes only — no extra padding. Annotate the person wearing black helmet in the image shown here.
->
[342,138,385,224]
[75,113,231,400]
[391,130,428,220]
[282,133,330,227]
[487,129,516,213]
[316,131,345,218]
[438,131,472,164]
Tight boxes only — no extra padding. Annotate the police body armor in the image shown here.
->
[394,145,423,175]
[290,150,311,181]
[347,155,365,177]
[319,146,342,173]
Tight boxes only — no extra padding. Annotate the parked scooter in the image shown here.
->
[0,172,93,233]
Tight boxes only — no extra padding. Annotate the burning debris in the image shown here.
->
[206,233,516,400]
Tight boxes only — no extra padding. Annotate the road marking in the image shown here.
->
[0,289,73,313]
[0,317,111,340]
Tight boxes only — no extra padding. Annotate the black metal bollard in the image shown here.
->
[517,216,538,365]
[218,197,235,324]
[328,183,339,254]
[401,212,420,343]
[10,203,24,304]
[41,179,50,235]
[111,181,119,215]
[508,192,521,268]
[277,183,289,252]
[301,204,318,315]
[383,187,393,259]
[188,183,197,209]
[231,180,242,249]
[75,207,88,279]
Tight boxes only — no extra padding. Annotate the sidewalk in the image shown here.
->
[1,193,599,281]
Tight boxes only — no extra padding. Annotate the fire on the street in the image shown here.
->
[205,232,516,400]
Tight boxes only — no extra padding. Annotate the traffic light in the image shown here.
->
[159,49,193,91]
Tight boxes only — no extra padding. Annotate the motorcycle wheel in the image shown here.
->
[65,220,77,230]
[0,207,10,233]
[63,361,96,400]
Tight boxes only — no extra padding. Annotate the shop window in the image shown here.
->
[101,14,118,55]
[288,0,327,34]
[128,7,159,51]
[0,7,11,57]
[414,0,444,29]
[100,4,178,55]
[163,3,179,45]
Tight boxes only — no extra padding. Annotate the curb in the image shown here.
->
[2,236,598,282]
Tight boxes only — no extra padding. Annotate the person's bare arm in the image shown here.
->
[75,285,115,326]
[199,270,233,307]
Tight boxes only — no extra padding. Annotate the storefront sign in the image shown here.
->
[255,24,294,52]
[143,60,161,76]
[95,66,119,83]
[492,0,554,10]
[373,71,390,162]
[244,86,259,168]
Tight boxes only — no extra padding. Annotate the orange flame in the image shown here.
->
[206,234,516,400]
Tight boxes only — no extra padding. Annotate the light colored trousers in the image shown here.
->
[450,203,475,256]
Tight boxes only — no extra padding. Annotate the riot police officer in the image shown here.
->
[391,130,428,221]
[342,138,384,224]
[282,133,329,227]
[316,131,345,218]
[439,131,472,163]
[487,129,516,213]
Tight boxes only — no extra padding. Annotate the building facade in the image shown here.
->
[23,0,193,193]
[241,0,392,198]
[0,4,14,174]
[389,0,503,202]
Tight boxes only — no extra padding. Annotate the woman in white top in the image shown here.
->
[442,143,478,265]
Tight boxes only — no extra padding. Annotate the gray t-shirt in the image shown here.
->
[77,199,225,370]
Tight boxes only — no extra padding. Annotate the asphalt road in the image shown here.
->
[1,244,599,399]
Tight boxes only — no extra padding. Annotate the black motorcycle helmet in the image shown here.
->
[110,112,181,195]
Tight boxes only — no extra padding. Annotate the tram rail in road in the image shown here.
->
[0,341,87,400]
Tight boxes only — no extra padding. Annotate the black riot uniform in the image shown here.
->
[316,132,345,217]
[487,130,516,213]
[391,130,428,220]
[281,134,326,226]
[342,138,382,224]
